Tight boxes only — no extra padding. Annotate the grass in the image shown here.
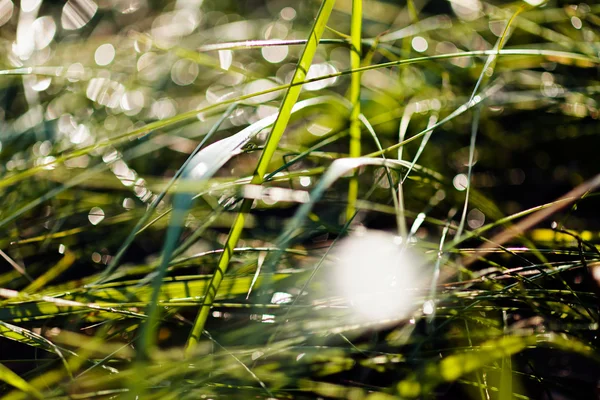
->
[0,0,600,399]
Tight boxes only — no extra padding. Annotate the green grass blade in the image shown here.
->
[184,0,337,356]
[401,113,438,183]
[367,81,502,159]
[396,104,414,239]
[455,6,522,240]
[454,105,481,239]
[345,0,362,222]
[358,113,401,233]
[0,362,44,399]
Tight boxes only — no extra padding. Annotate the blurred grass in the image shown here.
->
[0,0,600,399]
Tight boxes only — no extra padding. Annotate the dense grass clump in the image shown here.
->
[0,0,599,398]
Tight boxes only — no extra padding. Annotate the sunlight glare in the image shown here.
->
[331,230,425,323]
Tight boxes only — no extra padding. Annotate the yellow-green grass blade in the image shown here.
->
[0,273,302,322]
[397,333,599,398]
[184,0,337,356]
[0,362,44,399]
[345,0,362,222]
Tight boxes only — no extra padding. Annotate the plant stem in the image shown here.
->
[346,0,363,222]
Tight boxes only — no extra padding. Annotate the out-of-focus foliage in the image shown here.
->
[0,0,599,398]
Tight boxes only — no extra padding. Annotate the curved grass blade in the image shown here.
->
[454,105,481,240]
[396,104,414,240]
[139,96,338,357]
[93,103,238,285]
[426,223,451,331]
[357,113,401,234]
[366,81,503,159]
[245,113,401,314]
[0,321,72,377]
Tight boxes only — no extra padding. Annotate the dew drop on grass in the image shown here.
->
[299,176,311,187]
[122,198,135,210]
[121,90,145,114]
[243,79,279,104]
[218,50,232,70]
[280,7,296,21]
[450,0,482,21]
[30,76,51,92]
[489,20,507,37]
[271,292,292,304]
[523,0,546,6]
[66,63,85,82]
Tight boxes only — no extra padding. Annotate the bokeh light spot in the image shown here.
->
[88,207,105,225]
[411,36,428,52]
[61,0,98,30]
[95,43,116,66]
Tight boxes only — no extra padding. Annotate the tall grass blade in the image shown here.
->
[345,0,362,222]
[184,0,337,356]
